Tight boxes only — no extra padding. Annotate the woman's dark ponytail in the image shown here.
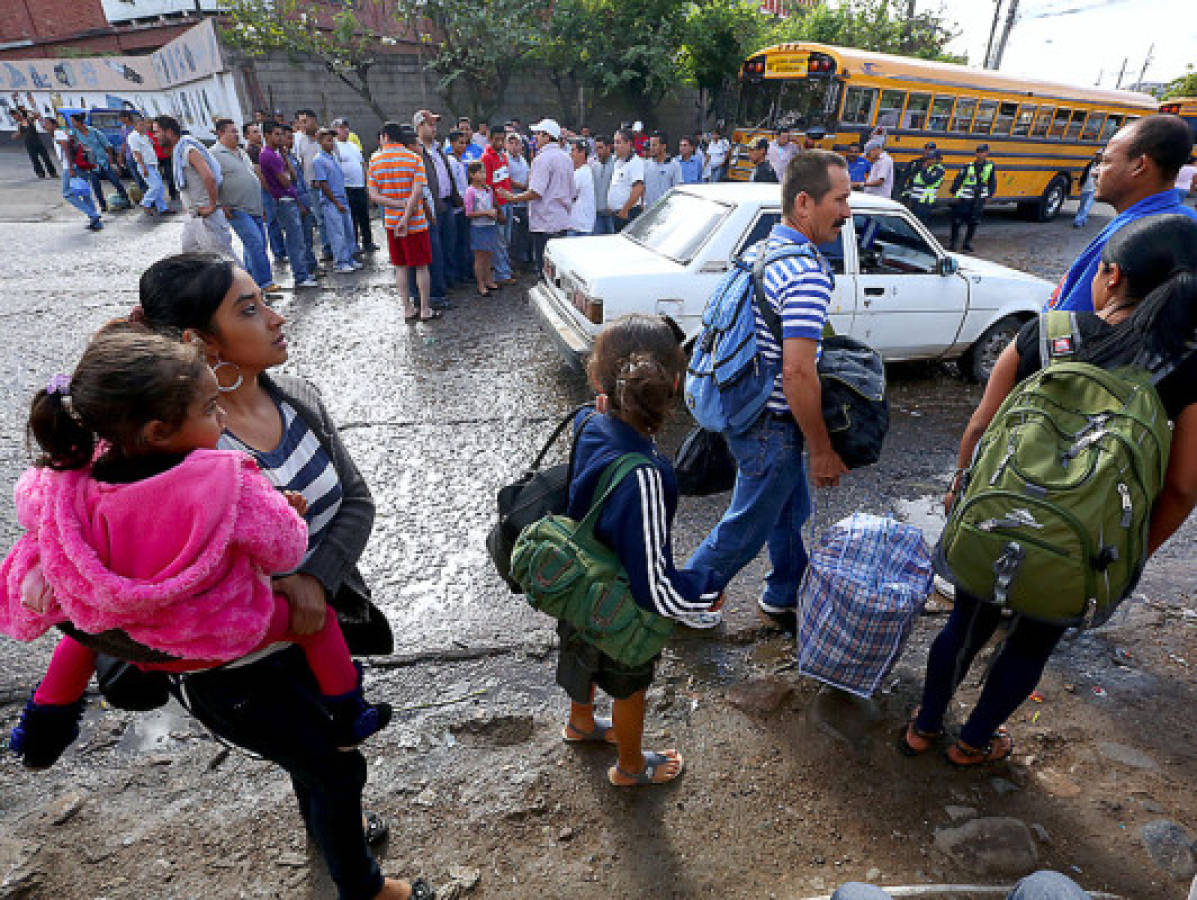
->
[28,387,95,470]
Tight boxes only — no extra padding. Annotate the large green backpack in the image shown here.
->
[939,312,1173,627]
[510,452,674,666]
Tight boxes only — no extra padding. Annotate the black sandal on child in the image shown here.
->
[944,728,1014,768]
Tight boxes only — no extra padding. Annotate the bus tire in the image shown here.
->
[1031,174,1070,222]
[962,315,1027,383]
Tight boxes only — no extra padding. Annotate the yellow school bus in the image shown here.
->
[1159,97,1197,145]
[729,42,1157,220]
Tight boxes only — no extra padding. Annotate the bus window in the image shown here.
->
[841,86,877,126]
[1080,111,1105,141]
[951,98,977,132]
[1049,108,1074,138]
[903,93,931,129]
[877,90,907,128]
[927,95,954,130]
[1031,106,1054,137]
[1011,104,1036,136]
[972,100,998,134]
[776,79,842,131]
[738,79,780,129]
[993,101,1019,135]
[1100,113,1123,141]
[1065,109,1086,140]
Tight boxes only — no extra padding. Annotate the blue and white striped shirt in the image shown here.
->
[742,223,834,414]
[220,400,343,568]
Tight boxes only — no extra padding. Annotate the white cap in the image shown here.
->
[632,120,644,131]
[530,118,561,140]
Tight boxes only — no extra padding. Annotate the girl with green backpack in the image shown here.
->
[903,213,1197,767]
[555,315,723,787]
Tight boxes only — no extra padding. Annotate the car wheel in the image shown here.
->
[965,315,1025,383]
[1033,175,1069,222]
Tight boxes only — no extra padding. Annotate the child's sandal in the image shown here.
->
[944,728,1014,768]
[898,707,942,757]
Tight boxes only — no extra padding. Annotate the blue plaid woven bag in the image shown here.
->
[796,513,933,698]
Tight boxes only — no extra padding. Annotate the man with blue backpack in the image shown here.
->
[684,151,852,632]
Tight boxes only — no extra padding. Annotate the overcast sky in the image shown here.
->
[927,0,1193,91]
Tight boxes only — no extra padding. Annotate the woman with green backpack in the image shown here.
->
[903,213,1197,767]
[550,314,723,787]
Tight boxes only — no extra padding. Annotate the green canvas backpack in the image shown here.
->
[938,311,1173,627]
[510,452,674,667]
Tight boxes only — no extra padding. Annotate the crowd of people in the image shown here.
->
[3,101,1197,899]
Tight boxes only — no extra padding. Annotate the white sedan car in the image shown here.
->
[529,183,1053,381]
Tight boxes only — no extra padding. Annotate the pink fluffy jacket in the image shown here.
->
[0,449,307,660]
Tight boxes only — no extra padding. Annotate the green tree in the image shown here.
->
[219,0,391,121]
[1162,66,1197,99]
[778,0,964,63]
[680,0,777,124]
[397,0,549,122]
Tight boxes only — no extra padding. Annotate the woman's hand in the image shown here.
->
[274,573,327,634]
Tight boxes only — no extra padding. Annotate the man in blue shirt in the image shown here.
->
[686,151,852,633]
[68,112,130,213]
[1050,114,1197,312]
[844,141,870,188]
[314,127,359,272]
[676,135,703,184]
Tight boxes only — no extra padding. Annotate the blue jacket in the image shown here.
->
[568,411,718,619]
[1048,189,1197,312]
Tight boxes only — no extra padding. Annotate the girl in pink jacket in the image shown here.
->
[1,328,389,768]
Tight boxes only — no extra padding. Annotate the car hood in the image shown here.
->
[950,252,1052,286]
[545,235,686,283]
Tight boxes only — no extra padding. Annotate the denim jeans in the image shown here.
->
[593,213,615,235]
[88,164,129,211]
[274,198,313,283]
[493,207,513,280]
[310,184,332,257]
[262,190,286,260]
[509,204,532,268]
[532,230,565,273]
[438,201,461,281]
[175,647,383,900]
[226,208,273,287]
[1073,190,1096,226]
[321,198,356,267]
[300,204,319,274]
[706,163,727,183]
[141,165,167,212]
[61,170,98,220]
[408,204,448,301]
[346,186,374,250]
[686,415,810,611]
[453,210,472,277]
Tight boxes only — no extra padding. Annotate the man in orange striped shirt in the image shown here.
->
[368,122,437,322]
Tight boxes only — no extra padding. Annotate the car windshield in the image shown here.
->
[89,112,123,129]
[622,191,731,265]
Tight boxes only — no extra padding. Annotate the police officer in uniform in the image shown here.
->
[949,144,997,252]
[903,148,946,225]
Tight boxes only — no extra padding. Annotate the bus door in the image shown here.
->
[849,212,967,357]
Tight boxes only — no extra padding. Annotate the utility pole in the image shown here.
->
[991,0,1020,71]
[1094,68,1103,87]
[1115,57,1127,89]
[984,0,1004,69]
[1135,42,1154,90]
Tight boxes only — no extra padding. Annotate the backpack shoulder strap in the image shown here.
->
[750,241,818,346]
[1040,310,1082,368]
[528,403,594,473]
[575,452,655,538]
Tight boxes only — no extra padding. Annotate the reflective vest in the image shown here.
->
[910,163,945,204]
[955,161,994,201]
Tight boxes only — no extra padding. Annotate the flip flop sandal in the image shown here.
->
[945,729,1014,768]
[363,809,389,847]
[404,312,419,325]
[897,707,943,757]
[562,717,616,745]
[607,750,685,787]
[419,310,443,322]
[410,878,436,899]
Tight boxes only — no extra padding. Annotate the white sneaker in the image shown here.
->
[932,574,956,601]
[296,278,319,288]
[677,610,723,630]
[334,264,357,274]
[350,260,364,270]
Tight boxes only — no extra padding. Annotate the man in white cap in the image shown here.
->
[499,118,574,272]
[860,138,894,198]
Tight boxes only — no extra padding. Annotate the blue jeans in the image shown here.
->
[321,198,356,267]
[141,165,167,212]
[88,164,128,211]
[439,202,462,282]
[686,415,811,612]
[831,871,1090,900]
[299,203,319,274]
[706,163,727,183]
[61,171,99,221]
[226,208,273,287]
[453,210,471,277]
[274,198,313,283]
[310,186,332,257]
[593,213,615,235]
[408,205,448,301]
[176,647,383,900]
[1073,190,1096,226]
[262,190,286,260]
[492,207,513,280]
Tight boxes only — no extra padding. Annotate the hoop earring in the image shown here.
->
[212,360,243,393]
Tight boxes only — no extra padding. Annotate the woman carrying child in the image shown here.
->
[903,214,1197,767]
[559,314,723,786]
[463,160,501,296]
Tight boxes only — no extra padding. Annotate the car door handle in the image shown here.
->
[864,287,885,296]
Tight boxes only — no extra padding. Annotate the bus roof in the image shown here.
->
[754,42,1158,111]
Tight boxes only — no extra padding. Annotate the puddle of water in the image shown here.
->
[115,700,192,756]
[890,494,947,542]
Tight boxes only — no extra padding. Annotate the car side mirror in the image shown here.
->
[937,256,959,276]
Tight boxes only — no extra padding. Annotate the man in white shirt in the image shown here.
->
[568,138,596,235]
[607,128,645,232]
[126,116,167,215]
[705,127,730,183]
[861,139,895,198]
[643,131,682,208]
[768,129,799,183]
[1177,155,1197,204]
[334,117,376,253]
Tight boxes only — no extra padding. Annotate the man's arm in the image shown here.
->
[189,148,219,216]
[781,337,847,487]
[618,181,644,218]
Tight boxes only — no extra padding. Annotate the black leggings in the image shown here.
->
[24,139,56,178]
[915,590,1066,748]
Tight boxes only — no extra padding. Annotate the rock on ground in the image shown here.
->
[933,817,1038,877]
[1140,819,1197,881]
